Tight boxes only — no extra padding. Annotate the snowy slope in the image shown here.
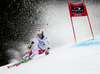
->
[1,37,100,74]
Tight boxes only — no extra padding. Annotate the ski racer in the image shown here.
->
[22,29,51,62]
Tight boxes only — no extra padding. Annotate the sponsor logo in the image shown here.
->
[71,6,84,13]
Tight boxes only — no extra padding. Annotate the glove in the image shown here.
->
[28,45,31,49]
[28,42,34,49]
[45,49,49,55]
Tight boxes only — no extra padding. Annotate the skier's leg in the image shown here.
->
[22,53,29,60]
[30,49,46,59]
[22,47,35,60]
[29,50,38,59]
[29,45,39,59]
[38,49,46,54]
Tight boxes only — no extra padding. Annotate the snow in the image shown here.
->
[1,37,100,74]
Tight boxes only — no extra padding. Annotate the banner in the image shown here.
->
[69,3,87,17]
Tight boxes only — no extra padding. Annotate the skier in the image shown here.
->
[22,29,51,62]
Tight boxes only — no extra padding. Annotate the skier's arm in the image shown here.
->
[46,38,51,50]
[45,38,51,55]
[28,36,37,49]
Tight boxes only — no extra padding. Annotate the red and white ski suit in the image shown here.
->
[23,35,50,59]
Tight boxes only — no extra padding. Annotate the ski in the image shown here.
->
[7,59,28,69]
[7,61,22,69]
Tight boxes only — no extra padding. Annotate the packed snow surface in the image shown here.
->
[1,37,100,74]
